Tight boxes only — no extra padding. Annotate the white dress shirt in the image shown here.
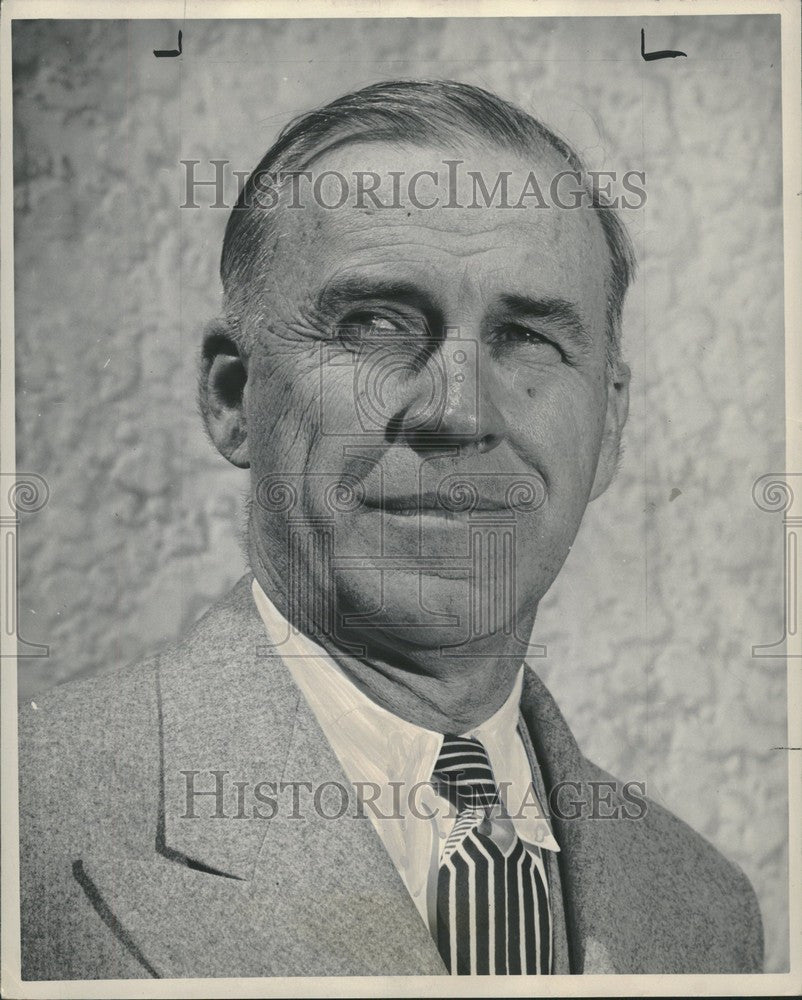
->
[252,578,560,933]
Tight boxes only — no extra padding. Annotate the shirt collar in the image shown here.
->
[252,577,436,789]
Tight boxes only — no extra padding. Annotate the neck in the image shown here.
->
[313,633,527,733]
[250,537,537,733]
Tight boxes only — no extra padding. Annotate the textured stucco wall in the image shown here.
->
[13,16,787,971]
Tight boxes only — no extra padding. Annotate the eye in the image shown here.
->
[354,312,405,336]
[496,325,564,362]
[336,309,427,347]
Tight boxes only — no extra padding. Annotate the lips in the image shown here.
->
[363,490,511,515]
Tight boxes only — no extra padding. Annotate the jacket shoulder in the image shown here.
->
[583,757,764,972]
[18,574,256,763]
[19,654,162,848]
[17,574,260,980]
[20,654,159,751]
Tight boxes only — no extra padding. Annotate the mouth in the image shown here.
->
[363,491,510,517]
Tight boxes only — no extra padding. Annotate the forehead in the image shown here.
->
[266,141,610,331]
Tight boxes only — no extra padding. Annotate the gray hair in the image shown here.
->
[220,79,636,373]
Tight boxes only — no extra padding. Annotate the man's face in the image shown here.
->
[232,141,627,651]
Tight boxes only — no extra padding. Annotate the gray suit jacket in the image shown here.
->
[18,574,763,979]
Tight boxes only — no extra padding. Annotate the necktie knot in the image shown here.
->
[432,734,501,814]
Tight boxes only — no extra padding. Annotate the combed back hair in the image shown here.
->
[220,78,636,374]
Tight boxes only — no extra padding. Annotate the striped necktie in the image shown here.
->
[432,734,552,975]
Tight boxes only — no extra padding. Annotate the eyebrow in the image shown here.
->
[495,294,593,348]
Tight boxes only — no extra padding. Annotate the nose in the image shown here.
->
[387,329,505,454]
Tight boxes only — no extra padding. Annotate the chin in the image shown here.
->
[334,568,527,652]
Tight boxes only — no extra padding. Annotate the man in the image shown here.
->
[18,80,763,979]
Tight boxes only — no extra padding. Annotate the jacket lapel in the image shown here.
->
[77,574,445,977]
[520,663,634,974]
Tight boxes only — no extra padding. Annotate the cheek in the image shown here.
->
[247,347,371,486]
[246,352,322,469]
[515,375,607,487]
[317,364,370,437]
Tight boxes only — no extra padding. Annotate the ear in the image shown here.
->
[198,319,250,469]
[589,361,630,501]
